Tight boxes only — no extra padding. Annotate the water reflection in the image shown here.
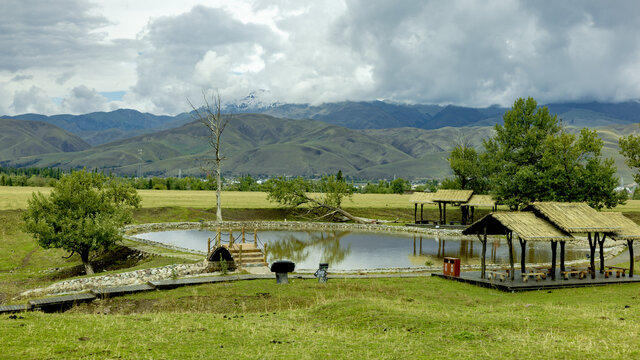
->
[134,229,586,271]
[266,231,352,265]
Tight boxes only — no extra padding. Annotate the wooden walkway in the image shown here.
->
[433,270,640,292]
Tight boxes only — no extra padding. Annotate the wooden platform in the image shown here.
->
[433,270,640,292]
[28,293,97,312]
[92,284,156,299]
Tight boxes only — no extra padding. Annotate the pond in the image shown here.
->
[133,229,587,270]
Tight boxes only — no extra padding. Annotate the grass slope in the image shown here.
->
[0,118,90,161]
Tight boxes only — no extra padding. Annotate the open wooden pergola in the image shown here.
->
[462,212,574,280]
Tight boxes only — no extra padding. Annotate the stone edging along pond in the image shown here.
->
[124,220,469,238]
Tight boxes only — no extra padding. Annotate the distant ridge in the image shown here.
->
[3,114,638,181]
[0,118,90,161]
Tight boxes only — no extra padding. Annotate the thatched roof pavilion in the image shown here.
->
[463,212,574,242]
[409,192,435,224]
[463,195,497,224]
[410,190,494,225]
[601,212,640,276]
[523,202,619,233]
[462,212,574,280]
[432,189,472,225]
[524,202,622,275]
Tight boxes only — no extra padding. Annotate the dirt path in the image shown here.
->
[0,247,37,273]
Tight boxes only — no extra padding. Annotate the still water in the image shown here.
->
[134,229,586,270]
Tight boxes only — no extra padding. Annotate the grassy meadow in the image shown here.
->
[1,185,640,358]
[2,278,640,359]
[0,186,414,210]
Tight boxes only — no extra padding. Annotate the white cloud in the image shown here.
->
[2,0,640,115]
[11,86,59,114]
[60,85,109,114]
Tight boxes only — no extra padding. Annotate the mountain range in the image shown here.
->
[1,100,640,180]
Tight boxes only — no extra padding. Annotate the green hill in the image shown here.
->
[3,115,639,181]
[0,118,90,162]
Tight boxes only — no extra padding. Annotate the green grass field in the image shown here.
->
[2,185,640,359]
[2,278,640,359]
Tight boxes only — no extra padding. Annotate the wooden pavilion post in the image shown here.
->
[518,237,526,274]
[443,203,447,224]
[598,233,606,273]
[438,202,442,224]
[507,231,515,281]
[477,227,487,279]
[631,240,635,277]
[588,233,596,278]
[414,203,417,224]
[420,204,424,224]
[550,241,557,281]
[413,236,416,255]
[560,241,566,273]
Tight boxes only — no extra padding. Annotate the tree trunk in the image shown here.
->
[80,251,94,275]
[216,159,222,221]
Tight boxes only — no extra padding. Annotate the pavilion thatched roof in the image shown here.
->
[462,212,575,242]
[523,202,620,233]
[464,194,495,207]
[601,212,640,240]
[409,192,435,204]
[431,189,473,203]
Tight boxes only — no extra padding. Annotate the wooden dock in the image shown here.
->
[433,270,640,292]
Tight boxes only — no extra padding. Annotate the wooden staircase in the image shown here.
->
[224,243,268,267]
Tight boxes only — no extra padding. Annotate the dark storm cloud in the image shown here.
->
[0,0,118,71]
[330,0,640,105]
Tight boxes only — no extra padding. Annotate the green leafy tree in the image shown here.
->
[483,97,622,209]
[619,127,640,184]
[540,129,624,209]
[390,178,410,194]
[444,141,489,193]
[23,170,141,274]
[482,97,561,209]
[267,175,375,223]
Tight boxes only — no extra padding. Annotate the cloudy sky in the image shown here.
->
[1,0,639,115]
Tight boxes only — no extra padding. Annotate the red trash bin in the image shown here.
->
[443,257,461,277]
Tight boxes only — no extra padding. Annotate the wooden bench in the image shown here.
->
[605,266,627,278]
[561,270,588,280]
[522,272,546,282]
[486,271,506,282]
[532,267,553,276]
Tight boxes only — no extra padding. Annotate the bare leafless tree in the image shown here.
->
[188,90,228,221]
